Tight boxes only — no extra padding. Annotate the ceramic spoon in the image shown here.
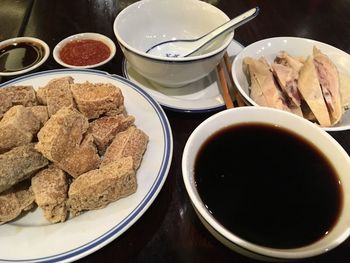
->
[146,7,259,58]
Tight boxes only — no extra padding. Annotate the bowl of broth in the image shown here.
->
[182,107,350,260]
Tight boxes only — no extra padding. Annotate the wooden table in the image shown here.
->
[1,0,350,262]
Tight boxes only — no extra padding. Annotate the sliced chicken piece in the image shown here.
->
[250,74,269,106]
[339,71,350,109]
[243,57,290,112]
[289,105,303,117]
[313,47,343,125]
[275,51,305,73]
[298,56,331,127]
[300,100,318,122]
[243,58,268,106]
[271,63,302,106]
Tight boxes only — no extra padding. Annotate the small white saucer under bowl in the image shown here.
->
[123,41,243,113]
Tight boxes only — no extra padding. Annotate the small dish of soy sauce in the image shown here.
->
[0,37,50,76]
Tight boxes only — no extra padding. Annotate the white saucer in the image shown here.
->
[122,40,244,113]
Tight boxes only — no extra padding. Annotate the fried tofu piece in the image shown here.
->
[70,82,124,119]
[0,181,35,224]
[31,167,68,223]
[36,106,99,177]
[36,77,74,113]
[0,143,49,193]
[87,114,135,154]
[68,157,136,216]
[36,86,47,105]
[0,105,41,153]
[57,135,100,178]
[36,106,89,162]
[101,126,148,170]
[0,85,37,118]
[42,76,75,116]
[29,106,49,126]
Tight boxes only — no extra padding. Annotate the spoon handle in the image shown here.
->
[185,7,260,57]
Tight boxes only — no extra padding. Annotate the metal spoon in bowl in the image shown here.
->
[145,7,259,58]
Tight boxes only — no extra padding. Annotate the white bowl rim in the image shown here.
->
[113,0,234,62]
[182,106,350,259]
[0,37,50,76]
[231,36,350,132]
[53,32,116,69]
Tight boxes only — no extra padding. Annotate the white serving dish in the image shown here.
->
[231,37,350,132]
[0,69,172,262]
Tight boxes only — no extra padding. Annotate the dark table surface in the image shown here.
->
[1,0,350,262]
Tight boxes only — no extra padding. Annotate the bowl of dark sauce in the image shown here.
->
[0,37,50,76]
[182,107,350,260]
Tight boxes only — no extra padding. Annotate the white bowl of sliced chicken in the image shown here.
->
[232,37,350,131]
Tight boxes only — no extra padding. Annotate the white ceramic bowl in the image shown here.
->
[182,107,350,260]
[113,0,234,87]
[53,33,116,69]
[0,37,50,76]
[231,37,350,132]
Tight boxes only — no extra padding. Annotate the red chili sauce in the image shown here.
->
[59,39,111,66]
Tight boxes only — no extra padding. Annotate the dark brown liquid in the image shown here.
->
[195,123,343,249]
[0,42,44,72]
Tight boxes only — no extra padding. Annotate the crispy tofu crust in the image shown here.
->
[101,126,148,170]
[36,106,89,162]
[36,106,100,178]
[32,167,68,223]
[0,105,41,153]
[36,86,47,105]
[68,157,136,216]
[0,181,35,224]
[0,143,49,193]
[40,77,75,116]
[29,106,49,126]
[71,82,124,119]
[0,85,37,118]
[57,134,101,178]
[87,114,135,154]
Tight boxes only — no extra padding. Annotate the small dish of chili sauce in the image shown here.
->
[53,33,116,69]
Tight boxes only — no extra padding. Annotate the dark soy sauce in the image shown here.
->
[195,123,343,249]
[0,42,44,72]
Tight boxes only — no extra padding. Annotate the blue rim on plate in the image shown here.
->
[0,69,173,262]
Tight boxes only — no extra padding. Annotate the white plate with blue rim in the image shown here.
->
[122,40,244,113]
[0,69,173,262]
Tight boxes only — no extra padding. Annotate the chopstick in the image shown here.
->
[217,52,246,108]
[217,60,234,109]
[224,53,246,107]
